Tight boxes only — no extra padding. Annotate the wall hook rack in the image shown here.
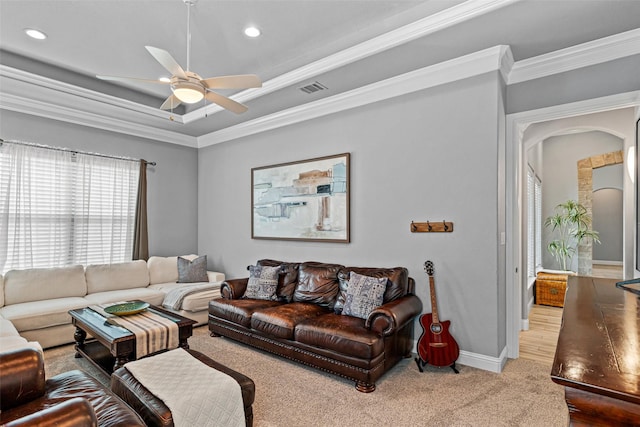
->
[410,220,454,233]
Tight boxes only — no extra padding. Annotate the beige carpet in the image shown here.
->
[44,326,568,427]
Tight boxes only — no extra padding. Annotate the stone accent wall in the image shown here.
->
[577,150,623,275]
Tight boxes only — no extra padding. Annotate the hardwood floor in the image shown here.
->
[519,264,623,366]
[519,304,563,366]
[591,263,624,279]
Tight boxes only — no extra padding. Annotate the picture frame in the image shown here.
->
[252,153,350,242]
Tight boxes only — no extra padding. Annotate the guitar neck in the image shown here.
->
[429,275,440,324]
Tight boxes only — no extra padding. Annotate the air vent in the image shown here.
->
[299,81,328,94]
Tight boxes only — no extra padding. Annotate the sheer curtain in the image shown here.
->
[0,142,139,273]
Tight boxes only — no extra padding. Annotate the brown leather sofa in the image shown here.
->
[0,347,145,426]
[209,260,422,392]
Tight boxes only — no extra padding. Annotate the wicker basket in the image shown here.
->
[536,271,569,307]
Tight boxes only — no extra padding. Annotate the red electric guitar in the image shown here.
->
[415,260,460,373]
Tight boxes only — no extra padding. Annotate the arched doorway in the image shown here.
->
[505,92,640,359]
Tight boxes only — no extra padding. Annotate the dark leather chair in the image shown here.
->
[111,349,255,427]
[0,347,145,427]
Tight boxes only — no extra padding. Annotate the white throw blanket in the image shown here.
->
[125,348,245,427]
[162,283,219,311]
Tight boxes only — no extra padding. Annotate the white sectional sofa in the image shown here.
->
[0,255,224,349]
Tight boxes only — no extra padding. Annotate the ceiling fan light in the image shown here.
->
[244,26,261,38]
[172,82,205,103]
[25,28,47,40]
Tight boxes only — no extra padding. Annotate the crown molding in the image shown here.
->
[0,65,177,122]
[182,0,519,123]
[0,65,196,146]
[1,5,638,146]
[508,28,640,84]
[0,91,197,147]
[198,45,511,147]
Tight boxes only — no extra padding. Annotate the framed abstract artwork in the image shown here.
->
[252,153,350,242]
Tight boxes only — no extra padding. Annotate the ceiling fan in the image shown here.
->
[96,0,261,114]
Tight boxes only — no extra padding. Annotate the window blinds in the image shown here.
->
[526,166,543,278]
[0,142,139,273]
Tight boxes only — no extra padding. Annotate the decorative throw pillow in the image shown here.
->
[177,255,208,283]
[342,272,387,319]
[244,265,280,300]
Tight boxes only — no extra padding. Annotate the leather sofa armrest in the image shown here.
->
[366,294,423,336]
[220,278,249,299]
[0,347,46,410]
[3,397,98,427]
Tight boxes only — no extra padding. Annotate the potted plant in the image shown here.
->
[544,200,600,272]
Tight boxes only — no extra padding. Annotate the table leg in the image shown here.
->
[74,327,87,358]
[114,355,129,372]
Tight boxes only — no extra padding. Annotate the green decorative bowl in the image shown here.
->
[104,301,149,316]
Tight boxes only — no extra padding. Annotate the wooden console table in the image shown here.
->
[551,276,640,426]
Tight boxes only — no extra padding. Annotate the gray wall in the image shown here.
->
[0,110,199,257]
[198,72,505,358]
[541,131,623,271]
[593,164,624,262]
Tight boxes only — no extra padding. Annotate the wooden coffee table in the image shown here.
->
[69,302,196,375]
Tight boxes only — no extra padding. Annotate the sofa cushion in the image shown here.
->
[83,288,165,306]
[0,335,31,351]
[0,318,20,338]
[85,260,149,293]
[177,255,208,283]
[335,267,408,313]
[251,302,329,340]
[3,265,87,305]
[0,297,89,332]
[257,259,300,303]
[292,262,343,309]
[147,254,200,285]
[209,298,282,328]
[244,265,280,300]
[342,272,387,319]
[147,256,179,285]
[294,313,384,359]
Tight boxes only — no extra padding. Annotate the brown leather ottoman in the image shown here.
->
[110,349,255,427]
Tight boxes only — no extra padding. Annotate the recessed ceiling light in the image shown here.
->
[159,77,171,83]
[25,28,47,40]
[244,26,261,38]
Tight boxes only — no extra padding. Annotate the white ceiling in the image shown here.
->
[1,0,640,140]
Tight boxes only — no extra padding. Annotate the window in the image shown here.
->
[527,166,542,278]
[0,143,139,273]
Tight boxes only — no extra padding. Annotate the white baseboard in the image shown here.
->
[592,260,623,266]
[458,347,509,373]
[411,341,509,373]
[520,296,534,331]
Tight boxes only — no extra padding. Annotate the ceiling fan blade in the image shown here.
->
[96,75,170,84]
[159,94,182,110]
[204,91,248,114]
[202,75,262,89]
[145,46,188,79]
